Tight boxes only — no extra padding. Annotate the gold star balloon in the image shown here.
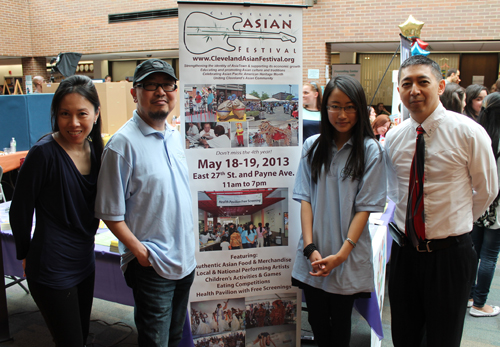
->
[399,15,425,39]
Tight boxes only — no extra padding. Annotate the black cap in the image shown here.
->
[133,59,177,84]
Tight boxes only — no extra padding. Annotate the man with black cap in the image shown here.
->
[95,59,196,346]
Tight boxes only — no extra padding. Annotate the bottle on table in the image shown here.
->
[10,137,16,153]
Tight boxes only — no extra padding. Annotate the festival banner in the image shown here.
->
[179,2,303,346]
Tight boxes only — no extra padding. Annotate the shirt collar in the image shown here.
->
[409,103,446,137]
[133,110,175,138]
[334,136,353,150]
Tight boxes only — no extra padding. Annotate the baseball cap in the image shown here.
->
[133,59,177,84]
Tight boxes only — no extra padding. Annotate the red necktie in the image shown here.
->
[405,125,426,247]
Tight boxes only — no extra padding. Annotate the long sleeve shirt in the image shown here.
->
[9,135,99,289]
[385,103,498,239]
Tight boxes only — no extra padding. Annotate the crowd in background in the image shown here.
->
[244,299,297,329]
[194,332,245,347]
[199,221,275,250]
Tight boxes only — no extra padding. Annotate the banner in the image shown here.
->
[179,2,303,346]
[217,193,263,207]
[331,64,361,82]
[399,34,412,120]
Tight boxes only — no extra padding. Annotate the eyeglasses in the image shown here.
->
[135,82,177,92]
[326,105,357,114]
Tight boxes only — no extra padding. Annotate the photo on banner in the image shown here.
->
[179,2,303,345]
[198,188,289,252]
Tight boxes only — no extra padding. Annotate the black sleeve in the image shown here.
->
[9,145,49,260]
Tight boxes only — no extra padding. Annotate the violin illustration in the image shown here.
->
[183,12,297,54]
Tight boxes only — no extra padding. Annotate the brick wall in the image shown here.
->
[1,0,33,57]
[20,57,48,93]
[3,0,499,88]
[21,57,48,80]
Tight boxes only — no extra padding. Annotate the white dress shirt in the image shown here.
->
[385,103,498,240]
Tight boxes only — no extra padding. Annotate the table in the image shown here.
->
[0,201,193,345]
[200,241,221,251]
[0,151,28,174]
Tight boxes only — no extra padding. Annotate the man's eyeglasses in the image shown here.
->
[326,105,357,114]
[135,83,177,92]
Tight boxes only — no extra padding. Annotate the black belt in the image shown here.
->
[390,222,470,252]
[414,233,470,252]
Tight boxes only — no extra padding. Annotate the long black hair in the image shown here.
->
[478,93,500,160]
[50,75,104,161]
[307,75,376,182]
[464,84,488,120]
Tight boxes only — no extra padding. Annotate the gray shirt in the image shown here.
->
[292,135,387,294]
[95,111,196,280]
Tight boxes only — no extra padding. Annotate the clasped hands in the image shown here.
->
[308,250,347,277]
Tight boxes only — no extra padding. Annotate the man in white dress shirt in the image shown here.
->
[385,55,498,347]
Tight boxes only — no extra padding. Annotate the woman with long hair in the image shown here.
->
[291,75,386,346]
[302,82,322,142]
[469,92,500,317]
[439,82,466,113]
[464,84,488,121]
[9,75,103,346]
[371,114,391,141]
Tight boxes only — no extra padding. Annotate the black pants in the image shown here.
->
[28,271,95,347]
[389,235,476,347]
[303,285,357,347]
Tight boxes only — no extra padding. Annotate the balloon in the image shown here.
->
[411,43,430,56]
[415,38,429,49]
[398,15,425,39]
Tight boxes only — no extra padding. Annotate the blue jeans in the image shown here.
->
[125,258,195,347]
[470,224,500,307]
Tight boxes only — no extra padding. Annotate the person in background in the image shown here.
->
[376,102,390,116]
[200,125,230,148]
[195,91,203,112]
[445,68,461,84]
[371,114,391,141]
[235,122,245,147]
[464,84,488,121]
[368,106,377,124]
[491,78,500,94]
[200,123,215,140]
[200,231,209,245]
[241,224,251,249]
[220,236,230,251]
[385,55,497,347]
[246,223,257,248]
[256,222,264,248]
[292,75,386,347]
[104,75,112,82]
[95,59,196,347]
[264,222,272,247]
[302,83,322,142]
[469,92,500,317]
[32,76,45,93]
[439,82,466,113]
[229,230,242,250]
[207,87,215,115]
[10,75,103,346]
[187,122,200,137]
